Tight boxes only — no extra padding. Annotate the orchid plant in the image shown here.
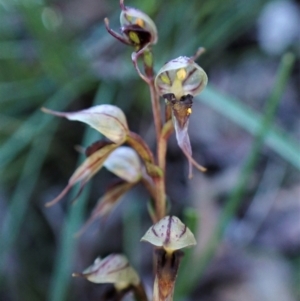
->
[43,1,208,300]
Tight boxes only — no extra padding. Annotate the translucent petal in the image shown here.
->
[73,254,140,289]
[42,105,129,144]
[104,146,142,183]
[155,56,207,99]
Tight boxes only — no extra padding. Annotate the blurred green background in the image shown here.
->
[0,0,299,300]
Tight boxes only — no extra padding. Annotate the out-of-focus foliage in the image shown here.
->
[0,0,299,301]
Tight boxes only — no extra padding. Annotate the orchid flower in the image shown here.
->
[155,55,208,178]
[42,105,129,206]
[141,216,196,301]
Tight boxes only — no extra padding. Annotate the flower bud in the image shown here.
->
[42,105,129,144]
[155,56,207,100]
[141,216,196,252]
[73,254,140,290]
[105,0,157,52]
[104,146,142,183]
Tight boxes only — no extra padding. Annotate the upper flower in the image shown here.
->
[154,56,208,178]
[105,0,158,52]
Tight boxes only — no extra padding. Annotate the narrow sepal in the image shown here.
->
[45,143,117,207]
[42,105,129,144]
[77,181,135,235]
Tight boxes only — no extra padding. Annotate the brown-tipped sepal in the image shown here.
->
[72,254,140,290]
[141,216,196,252]
[77,180,135,235]
[42,105,129,144]
[45,143,118,207]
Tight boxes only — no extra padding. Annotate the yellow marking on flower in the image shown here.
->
[136,18,144,27]
[125,14,133,22]
[171,77,184,100]
[129,31,140,44]
[160,74,171,85]
[187,108,192,115]
[176,68,187,81]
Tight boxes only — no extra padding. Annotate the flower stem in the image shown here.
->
[148,80,167,220]
[149,79,162,148]
[133,50,166,220]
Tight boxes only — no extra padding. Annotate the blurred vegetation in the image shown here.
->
[0,0,299,301]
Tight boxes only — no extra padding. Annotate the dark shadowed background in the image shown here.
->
[0,0,299,300]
